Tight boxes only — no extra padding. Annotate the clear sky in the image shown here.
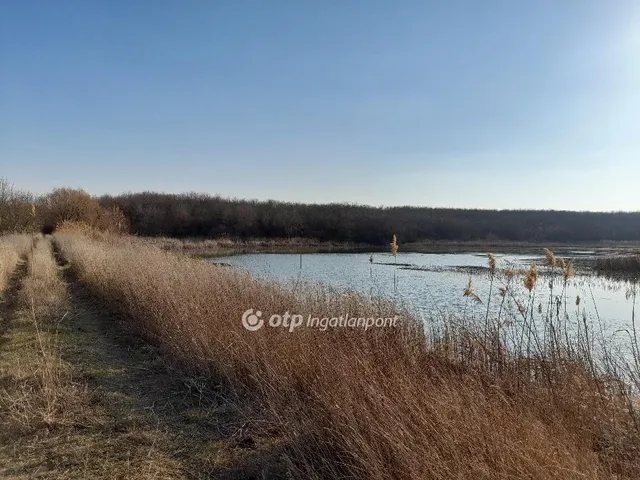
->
[1,1,638,211]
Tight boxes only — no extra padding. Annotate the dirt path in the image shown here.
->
[0,243,286,479]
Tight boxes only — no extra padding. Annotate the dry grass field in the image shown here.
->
[0,232,639,479]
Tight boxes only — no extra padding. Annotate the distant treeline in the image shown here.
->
[1,178,639,244]
[100,192,640,245]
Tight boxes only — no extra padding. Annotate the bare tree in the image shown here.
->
[0,178,34,233]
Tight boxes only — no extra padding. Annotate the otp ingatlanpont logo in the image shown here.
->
[241,309,264,331]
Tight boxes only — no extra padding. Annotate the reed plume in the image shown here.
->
[488,253,496,271]
[390,234,398,256]
[544,248,556,268]
[523,264,538,292]
[563,261,575,282]
[463,277,482,304]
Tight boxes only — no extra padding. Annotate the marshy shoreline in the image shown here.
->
[0,231,640,480]
[2,231,640,479]
[154,235,640,258]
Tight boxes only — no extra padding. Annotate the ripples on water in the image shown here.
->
[211,251,638,335]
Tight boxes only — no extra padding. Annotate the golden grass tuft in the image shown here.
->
[55,219,106,239]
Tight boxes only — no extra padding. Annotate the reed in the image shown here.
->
[597,255,640,277]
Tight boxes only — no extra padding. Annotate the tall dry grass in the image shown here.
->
[148,235,368,256]
[597,255,640,278]
[19,237,69,321]
[56,233,640,479]
[1,237,83,434]
[0,234,31,294]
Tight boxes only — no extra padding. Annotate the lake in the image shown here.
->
[211,250,638,336]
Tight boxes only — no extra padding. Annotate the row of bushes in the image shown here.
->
[0,179,127,235]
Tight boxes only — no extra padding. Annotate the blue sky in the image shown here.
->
[1,1,638,210]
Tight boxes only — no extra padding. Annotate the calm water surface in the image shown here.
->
[211,251,637,333]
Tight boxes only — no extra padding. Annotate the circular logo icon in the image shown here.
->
[241,309,263,331]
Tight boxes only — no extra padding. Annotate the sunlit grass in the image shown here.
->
[51,233,640,479]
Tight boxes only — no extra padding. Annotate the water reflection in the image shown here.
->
[211,252,637,330]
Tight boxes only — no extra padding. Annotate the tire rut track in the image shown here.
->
[0,255,29,338]
[49,240,288,479]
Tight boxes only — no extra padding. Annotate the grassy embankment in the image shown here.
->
[0,236,89,474]
[52,232,640,479]
[2,237,246,478]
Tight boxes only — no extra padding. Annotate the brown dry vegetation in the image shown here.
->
[597,254,640,278]
[18,238,69,321]
[0,236,286,478]
[149,235,371,256]
[1,238,175,478]
[0,237,92,470]
[0,235,31,295]
[53,232,640,479]
[0,179,128,237]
